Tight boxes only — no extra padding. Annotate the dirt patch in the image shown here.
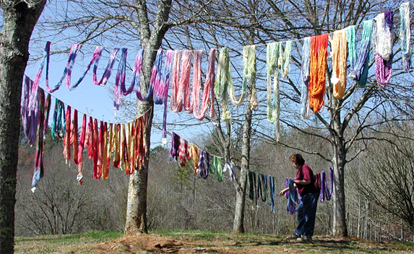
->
[86,234,414,254]
[94,234,183,253]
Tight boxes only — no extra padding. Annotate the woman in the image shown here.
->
[279,154,319,241]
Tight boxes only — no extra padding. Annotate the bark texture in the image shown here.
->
[233,34,256,233]
[124,0,172,235]
[0,0,46,252]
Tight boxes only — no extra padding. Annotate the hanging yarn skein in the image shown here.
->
[72,109,79,165]
[28,41,51,111]
[241,45,258,110]
[179,137,191,167]
[214,47,232,121]
[43,94,51,137]
[300,37,311,119]
[63,44,82,90]
[134,49,155,101]
[105,123,113,179]
[198,150,209,179]
[150,49,164,103]
[102,122,109,179]
[213,156,223,182]
[170,50,193,113]
[248,171,256,203]
[266,41,291,141]
[374,11,393,87]
[70,46,103,90]
[42,43,81,93]
[93,48,120,86]
[170,50,183,112]
[266,42,280,123]
[151,49,173,144]
[374,12,393,61]
[309,33,328,113]
[227,47,247,106]
[170,132,180,161]
[349,19,373,87]
[278,41,292,78]
[114,48,128,113]
[51,98,66,139]
[224,161,236,182]
[63,105,72,164]
[331,29,348,99]
[346,26,357,71]
[400,2,411,72]
[125,49,144,95]
[190,143,200,175]
[22,76,39,144]
[182,51,193,113]
[193,49,216,120]
[54,43,82,92]
[157,50,174,104]
[85,116,94,160]
[269,175,275,212]
[77,114,86,185]
[31,89,46,191]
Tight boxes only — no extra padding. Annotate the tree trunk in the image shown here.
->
[124,156,150,234]
[124,57,154,235]
[357,197,361,238]
[332,137,348,236]
[232,83,253,233]
[232,32,256,233]
[123,0,172,235]
[0,1,45,252]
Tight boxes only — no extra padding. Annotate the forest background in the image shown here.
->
[1,0,414,252]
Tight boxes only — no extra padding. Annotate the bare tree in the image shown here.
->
[350,124,414,234]
[260,0,414,236]
[0,0,46,251]
[15,137,129,236]
[166,0,414,237]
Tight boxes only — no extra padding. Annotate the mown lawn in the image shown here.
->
[15,230,414,253]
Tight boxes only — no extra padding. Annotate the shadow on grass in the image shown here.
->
[16,231,123,242]
[234,237,376,253]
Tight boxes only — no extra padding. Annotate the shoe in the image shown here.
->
[286,233,300,240]
[297,235,312,242]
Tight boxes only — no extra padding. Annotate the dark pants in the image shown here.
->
[295,192,319,237]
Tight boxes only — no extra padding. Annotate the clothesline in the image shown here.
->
[23,76,232,189]
[42,87,150,125]
[27,2,410,137]
[22,2,410,190]
[34,1,406,52]
[169,131,236,182]
[248,170,277,212]
[22,76,153,190]
[26,2,409,132]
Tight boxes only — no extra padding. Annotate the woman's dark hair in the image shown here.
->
[290,154,305,166]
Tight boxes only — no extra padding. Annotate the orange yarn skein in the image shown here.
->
[331,30,347,98]
[309,34,328,113]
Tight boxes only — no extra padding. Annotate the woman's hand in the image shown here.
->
[279,187,288,196]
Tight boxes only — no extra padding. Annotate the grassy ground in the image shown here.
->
[15,230,414,253]
[15,231,123,254]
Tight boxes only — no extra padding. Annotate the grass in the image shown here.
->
[15,230,123,254]
[14,230,414,254]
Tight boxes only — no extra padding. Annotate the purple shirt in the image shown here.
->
[296,164,317,196]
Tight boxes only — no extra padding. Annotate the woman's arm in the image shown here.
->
[294,179,311,185]
[279,187,289,196]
